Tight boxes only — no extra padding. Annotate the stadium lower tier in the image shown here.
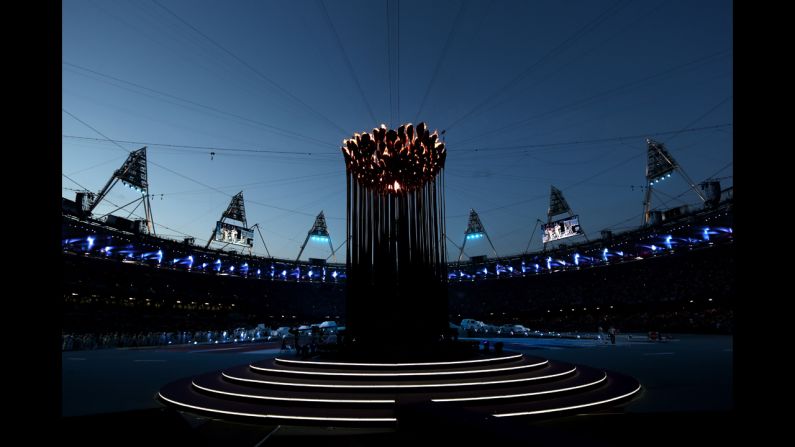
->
[63,242,733,334]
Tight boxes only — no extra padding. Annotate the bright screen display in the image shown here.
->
[542,215,583,243]
[214,221,254,247]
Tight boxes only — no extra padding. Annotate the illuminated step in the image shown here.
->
[249,357,547,379]
[158,381,397,425]
[220,362,575,390]
[191,372,396,405]
[485,372,641,417]
[273,353,524,370]
[426,367,607,403]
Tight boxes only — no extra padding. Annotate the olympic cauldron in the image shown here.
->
[341,122,449,358]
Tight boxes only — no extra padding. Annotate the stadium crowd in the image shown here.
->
[63,240,732,351]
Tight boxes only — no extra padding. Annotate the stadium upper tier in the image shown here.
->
[62,198,731,283]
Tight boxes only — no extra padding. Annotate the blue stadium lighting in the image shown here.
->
[483,268,488,275]
[310,235,329,242]
[332,271,338,279]
[256,269,261,275]
[281,270,287,277]
[202,263,207,269]
[521,261,526,273]
[87,236,94,249]
[651,245,657,251]
[574,253,580,266]
[534,264,540,271]
[703,227,710,241]
[616,251,624,257]
[157,250,163,263]
[215,259,222,271]
[665,236,672,249]
[546,257,552,270]
[602,248,608,261]
[508,266,513,273]
[308,270,313,278]
[229,266,235,272]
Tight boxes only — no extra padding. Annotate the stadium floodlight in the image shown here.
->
[88,147,156,235]
[296,211,335,262]
[459,209,498,261]
[642,139,707,226]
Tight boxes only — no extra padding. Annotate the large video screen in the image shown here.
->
[214,221,254,247]
[542,215,583,243]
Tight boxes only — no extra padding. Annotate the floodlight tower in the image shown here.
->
[205,191,269,256]
[206,191,248,249]
[88,147,155,235]
[642,139,707,226]
[295,211,335,262]
[457,209,498,262]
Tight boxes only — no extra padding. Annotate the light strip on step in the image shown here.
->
[250,361,547,377]
[492,383,642,417]
[432,373,607,402]
[191,381,395,403]
[221,367,576,389]
[274,353,523,367]
[158,392,397,422]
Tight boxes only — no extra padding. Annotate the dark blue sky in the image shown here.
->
[62,0,732,260]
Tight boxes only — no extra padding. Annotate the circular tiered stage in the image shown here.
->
[158,351,641,426]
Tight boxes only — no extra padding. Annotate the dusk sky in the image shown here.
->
[62,0,732,261]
